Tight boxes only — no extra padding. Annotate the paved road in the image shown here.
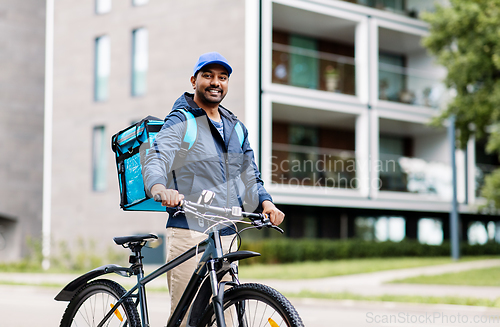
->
[3,259,500,326]
[3,284,500,327]
[250,259,500,300]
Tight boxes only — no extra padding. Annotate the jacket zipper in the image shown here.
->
[223,117,236,209]
[206,112,236,209]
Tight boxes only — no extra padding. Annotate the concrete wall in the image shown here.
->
[0,0,46,261]
[50,0,246,257]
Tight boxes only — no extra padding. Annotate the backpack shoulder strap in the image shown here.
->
[175,108,198,158]
[234,121,245,148]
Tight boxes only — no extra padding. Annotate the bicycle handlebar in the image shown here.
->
[153,194,284,234]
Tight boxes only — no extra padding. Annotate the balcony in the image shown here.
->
[377,118,458,201]
[342,0,443,19]
[379,153,452,200]
[272,42,356,96]
[378,62,445,109]
[270,4,358,97]
[377,27,447,110]
[271,112,357,191]
[272,143,357,189]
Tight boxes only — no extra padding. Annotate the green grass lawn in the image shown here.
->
[286,291,500,308]
[238,256,494,280]
[391,266,500,286]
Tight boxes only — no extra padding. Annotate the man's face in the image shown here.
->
[191,64,229,106]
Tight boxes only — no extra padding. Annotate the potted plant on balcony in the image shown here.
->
[324,65,339,92]
[399,88,415,104]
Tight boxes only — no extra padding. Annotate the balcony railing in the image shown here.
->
[342,0,438,19]
[272,43,356,96]
[379,153,452,199]
[378,62,445,109]
[271,143,357,189]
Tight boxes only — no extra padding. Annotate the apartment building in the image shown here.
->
[2,0,499,263]
[0,0,45,261]
[260,0,499,244]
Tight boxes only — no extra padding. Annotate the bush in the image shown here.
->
[239,238,497,265]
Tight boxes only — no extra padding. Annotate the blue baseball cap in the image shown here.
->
[193,52,232,77]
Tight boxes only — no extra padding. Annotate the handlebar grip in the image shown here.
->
[154,194,162,202]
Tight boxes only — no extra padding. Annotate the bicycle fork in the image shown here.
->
[208,259,226,327]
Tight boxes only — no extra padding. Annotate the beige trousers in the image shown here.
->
[165,227,236,327]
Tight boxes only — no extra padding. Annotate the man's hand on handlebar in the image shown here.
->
[150,184,184,207]
[262,200,285,226]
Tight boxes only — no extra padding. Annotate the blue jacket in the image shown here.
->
[143,93,272,233]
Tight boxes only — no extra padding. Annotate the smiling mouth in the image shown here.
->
[207,88,222,95]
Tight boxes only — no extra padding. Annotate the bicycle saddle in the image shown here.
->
[113,233,158,246]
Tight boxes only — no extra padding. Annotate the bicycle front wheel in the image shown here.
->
[59,279,140,327]
[198,283,304,327]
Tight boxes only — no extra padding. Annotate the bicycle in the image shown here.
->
[55,193,304,327]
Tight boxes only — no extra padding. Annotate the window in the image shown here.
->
[95,35,110,101]
[375,217,405,242]
[418,218,443,245]
[379,135,410,192]
[272,30,356,95]
[379,53,406,103]
[289,35,319,89]
[132,28,148,96]
[288,125,318,182]
[92,126,107,191]
[132,0,149,6]
[96,0,111,14]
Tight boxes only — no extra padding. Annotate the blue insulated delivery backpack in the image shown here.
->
[111,116,166,211]
[111,110,246,212]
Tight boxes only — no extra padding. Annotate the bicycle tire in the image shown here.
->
[197,283,304,327]
[59,279,140,327]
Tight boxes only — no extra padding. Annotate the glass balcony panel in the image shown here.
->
[271,143,357,189]
[272,43,356,96]
[342,0,440,19]
[379,153,452,199]
[378,63,445,108]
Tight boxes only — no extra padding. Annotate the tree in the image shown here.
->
[422,0,500,208]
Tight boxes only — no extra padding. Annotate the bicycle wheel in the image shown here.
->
[59,279,140,327]
[197,283,304,327]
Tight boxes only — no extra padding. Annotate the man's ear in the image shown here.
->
[190,76,196,89]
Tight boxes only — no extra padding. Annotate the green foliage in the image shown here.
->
[0,236,44,272]
[480,168,500,209]
[392,266,500,286]
[287,291,500,308]
[0,237,127,273]
[422,0,500,207]
[240,238,500,264]
[50,238,127,272]
[239,257,474,280]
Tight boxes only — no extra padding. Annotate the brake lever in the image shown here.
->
[254,215,284,234]
[271,225,284,234]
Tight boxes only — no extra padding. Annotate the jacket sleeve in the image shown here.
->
[142,112,185,197]
[239,122,273,212]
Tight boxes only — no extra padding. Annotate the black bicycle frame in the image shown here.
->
[97,230,228,327]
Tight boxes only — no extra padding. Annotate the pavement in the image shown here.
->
[1,258,500,300]
[3,259,500,327]
[249,258,500,300]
